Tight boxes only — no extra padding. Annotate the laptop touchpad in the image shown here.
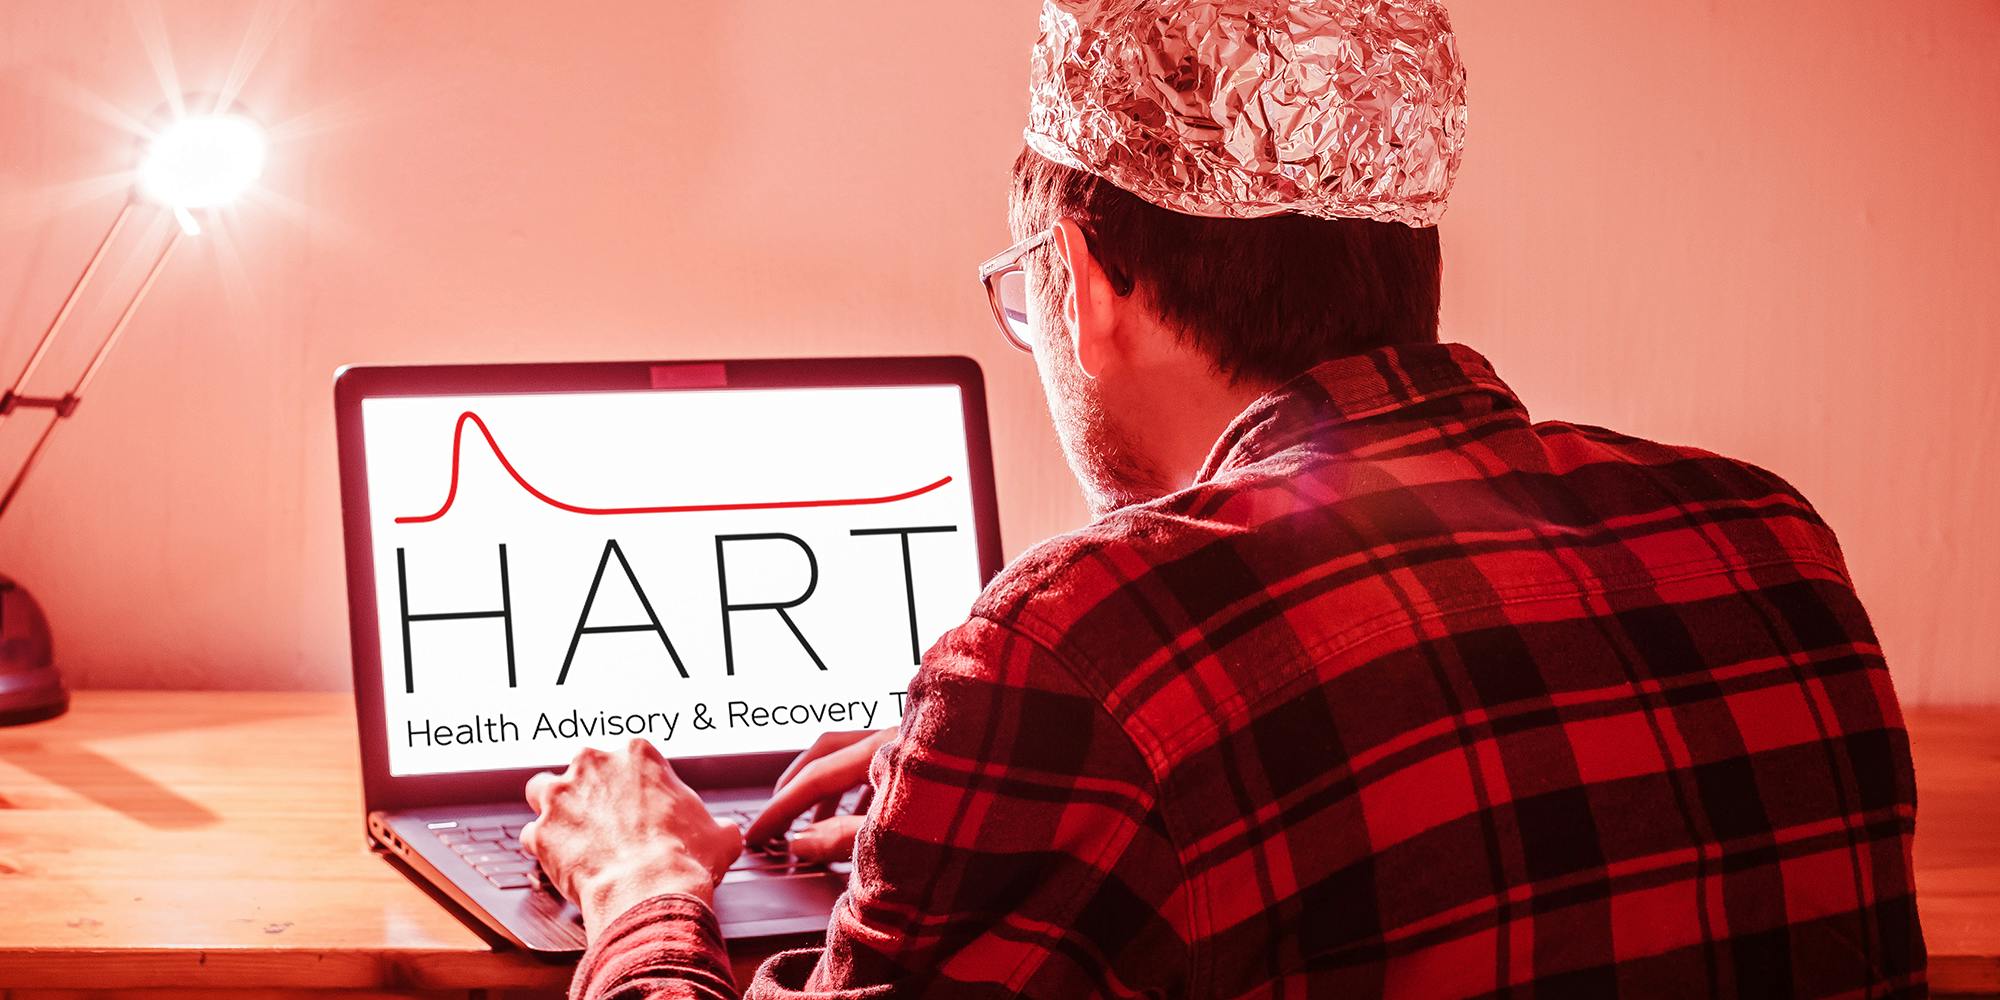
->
[713,874,844,931]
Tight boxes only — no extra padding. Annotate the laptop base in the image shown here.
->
[369,791,846,956]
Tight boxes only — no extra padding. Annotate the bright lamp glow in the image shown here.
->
[136,114,267,213]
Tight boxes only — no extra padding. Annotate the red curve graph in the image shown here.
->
[394,410,952,525]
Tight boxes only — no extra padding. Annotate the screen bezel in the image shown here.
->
[334,356,1004,812]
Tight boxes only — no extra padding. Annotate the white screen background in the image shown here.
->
[360,384,983,776]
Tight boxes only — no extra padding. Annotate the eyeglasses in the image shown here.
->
[976,227,1133,353]
[977,228,1053,352]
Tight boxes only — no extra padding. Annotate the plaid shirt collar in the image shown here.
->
[1196,341,1528,483]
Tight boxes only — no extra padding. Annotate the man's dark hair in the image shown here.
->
[1009,146,1443,386]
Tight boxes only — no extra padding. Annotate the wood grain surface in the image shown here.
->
[0,691,1993,996]
[1908,709,2000,995]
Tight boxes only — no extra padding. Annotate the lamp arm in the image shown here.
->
[70,226,183,400]
[0,201,134,427]
[0,225,183,523]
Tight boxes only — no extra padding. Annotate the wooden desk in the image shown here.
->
[0,691,781,999]
[1,692,1995,997]
[1910,709,2000,995]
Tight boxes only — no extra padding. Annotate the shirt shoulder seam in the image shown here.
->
[966,609,1200,993]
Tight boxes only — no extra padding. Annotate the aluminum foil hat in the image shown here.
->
[1025,0,1468,227]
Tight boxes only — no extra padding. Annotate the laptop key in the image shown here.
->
[487,871,534,889]
[467,827,507,841]
[436,830,476,846]
[462,851,520,866]
[477,860,536,876]
[503,824,525,838]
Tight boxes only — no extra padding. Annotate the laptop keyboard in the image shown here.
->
[431,808,828,891]
[434,822,539,889]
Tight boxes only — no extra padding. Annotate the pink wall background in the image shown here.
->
[1,2,1994,704]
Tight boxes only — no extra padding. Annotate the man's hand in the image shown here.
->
[521,738,743,940]
[744,727,898,862]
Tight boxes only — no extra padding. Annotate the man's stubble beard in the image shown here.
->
[1031,284,1176,519]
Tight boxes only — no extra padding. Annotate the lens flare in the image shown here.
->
[136,113,267,212]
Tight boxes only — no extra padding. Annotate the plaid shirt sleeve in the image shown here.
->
[572,894,737,1000]
[571,613,1176,1000]
[744,614,1174,997]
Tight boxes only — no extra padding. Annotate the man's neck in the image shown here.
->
[1129,363,1276,491]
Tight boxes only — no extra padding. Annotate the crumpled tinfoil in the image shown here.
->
[1025,0,1468,227]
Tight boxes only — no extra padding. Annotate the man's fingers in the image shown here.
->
[527,738,635,817]
[710,817,746,874]
[774,729,873,793]
[813,794,841,823]
[716,816,746,843]
[745,737,879,846]
[788,815,864,863]
[628,736,667,766]
[746,765,842,846]
[773,734,830,793]
[743,783,814,848]
[525,770,558,814]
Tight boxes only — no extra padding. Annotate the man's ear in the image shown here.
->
[1049,217,1123,379]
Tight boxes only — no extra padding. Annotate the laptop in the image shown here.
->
[332,356,1002,953]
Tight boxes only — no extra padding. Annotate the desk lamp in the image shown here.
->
[0,110,266,726]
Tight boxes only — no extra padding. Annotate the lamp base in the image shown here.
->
[0,575,67,727]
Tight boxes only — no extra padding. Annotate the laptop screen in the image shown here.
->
[359,383,986,777]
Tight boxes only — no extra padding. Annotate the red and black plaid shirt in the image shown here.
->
[574,341,1924,999]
